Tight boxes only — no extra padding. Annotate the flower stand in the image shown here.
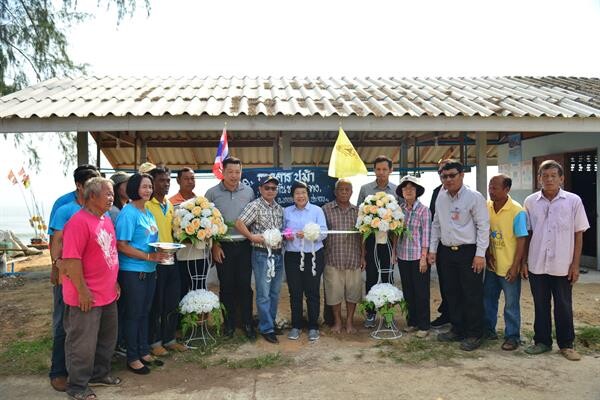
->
[370,311,403,340]
[184,312,216,348]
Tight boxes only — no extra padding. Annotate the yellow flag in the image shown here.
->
[328,127,368,178]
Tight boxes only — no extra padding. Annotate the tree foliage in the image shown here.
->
[0,0,149,172]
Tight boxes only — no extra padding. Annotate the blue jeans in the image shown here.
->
[483,270,521,340]
[50,284,67,379]
[118,271,156,363]
[252,249,284,334]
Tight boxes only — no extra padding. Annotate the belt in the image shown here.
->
[220,239,249,245]
[253,247,282,255]
[442,244,476,251]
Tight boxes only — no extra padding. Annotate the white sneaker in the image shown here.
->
[403,326,418,333]
[287,328,301,340]
[415,330,429,338]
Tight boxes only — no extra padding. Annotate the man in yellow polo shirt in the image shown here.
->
[146,166,188,355]
[484,174,528,351]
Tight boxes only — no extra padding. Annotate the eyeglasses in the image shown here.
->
[440,173,459,180]
[262,185,278,191]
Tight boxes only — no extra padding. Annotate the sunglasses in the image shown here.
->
[262,185,278,191]
[440,172,459,180]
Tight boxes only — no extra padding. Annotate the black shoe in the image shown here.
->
[273,326,283,335]
[141,358,164,367]
[460,337,482,351]
[224,326,235,338]
[484,330,499,340]
[127,364,151,375]
[244,324,257,340]
[431,315,450,328]
[437,331,463,342]
[261,332,279,344]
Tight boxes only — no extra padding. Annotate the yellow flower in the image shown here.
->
[191,218,201,229]
[199,200,210,209]
[196,229,207,241]
[376,200,383,207]
[390,221,399,230]
[370,218,381,228]
[381,196,390,204]
[219,225,228,235]
[184,202,195,211]
[359,225,369,233]
[212,208,222,218]
[185,224,196,235]
[192,206,202,217]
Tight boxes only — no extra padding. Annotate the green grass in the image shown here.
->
[223,352,290,369]
[376,337,471,364]
[576,326,600,350]
[0,337,52,375]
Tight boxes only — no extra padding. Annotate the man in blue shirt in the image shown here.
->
[48,165,100,392]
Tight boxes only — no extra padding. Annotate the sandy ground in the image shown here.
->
[1,252,600,399]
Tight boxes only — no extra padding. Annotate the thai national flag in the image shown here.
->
[212,128,229,180]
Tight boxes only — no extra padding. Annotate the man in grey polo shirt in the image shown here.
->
[206,157,257,339]
[356,155,399,327]
[428,161,489,351]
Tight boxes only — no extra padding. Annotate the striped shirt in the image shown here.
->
[397,200,431,261]
[322,201,362,270]
[238,197,284,249]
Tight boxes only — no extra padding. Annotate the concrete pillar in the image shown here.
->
[77,131,89,166]
[140,139,148,163]
[475,132,487,197]
[96,136,101,169]
[280,133,292,169]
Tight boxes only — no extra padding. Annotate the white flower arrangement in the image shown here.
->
[355,191,408,240]
[173,196,228,245]
[262,228,283,282]
[179,289,225,336]
[299,222,321,276]
[359,283,408,326]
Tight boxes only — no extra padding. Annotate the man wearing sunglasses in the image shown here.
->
[429,159,455,329]
[235,175,284,344]
[428,161,489,351]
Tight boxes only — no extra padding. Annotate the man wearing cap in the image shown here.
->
[206,157,256,340]
[427,161,489,351]
[138,162,157,174]
[169,168,197,206]
[395,176,431,338]
[235,175,284,344]
[356,155,398,328]
[108,172,130,223]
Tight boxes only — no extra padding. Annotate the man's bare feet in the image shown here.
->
[331,324,342,334]
[345,325,357,334]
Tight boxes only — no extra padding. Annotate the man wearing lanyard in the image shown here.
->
[428,161,489,351]
[235,175,284,344]
[146,166,188,356]
[206,157,257,340]
[357,155,398,328]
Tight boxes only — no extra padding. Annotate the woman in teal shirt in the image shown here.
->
[116,173,168,374]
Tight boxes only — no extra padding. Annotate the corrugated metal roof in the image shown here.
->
[2,76,600,119]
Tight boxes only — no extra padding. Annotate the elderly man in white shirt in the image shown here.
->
[522,160,589,361]
[428,161,489,351]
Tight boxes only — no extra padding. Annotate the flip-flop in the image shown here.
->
[89,375,122,387]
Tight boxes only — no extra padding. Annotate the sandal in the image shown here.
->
[89,375,122,387]
[141,356,164,367]
[501,338,519,351]
[67,388,97,400]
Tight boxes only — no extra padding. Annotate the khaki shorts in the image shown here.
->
[324,265,363,305]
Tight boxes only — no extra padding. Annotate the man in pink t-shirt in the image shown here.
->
[523,160,590,361]
[62,177,122,399]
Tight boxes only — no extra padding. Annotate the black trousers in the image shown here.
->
[215,240,253,328]
[365,235,394,317]
[437,244,483,338]
[149,265,181,346]
[284,249,325,330]
[436,261,449,317]
[398,259,431,330]
[529,272,575,349]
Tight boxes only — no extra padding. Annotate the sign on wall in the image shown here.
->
[241,167,337,207]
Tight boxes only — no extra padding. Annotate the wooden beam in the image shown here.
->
[77,131,89,165]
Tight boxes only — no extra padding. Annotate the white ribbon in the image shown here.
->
[301,223,321,276]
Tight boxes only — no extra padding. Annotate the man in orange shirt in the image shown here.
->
[169,168,197,206]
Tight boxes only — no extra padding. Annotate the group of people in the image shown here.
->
[46,154,589,400]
